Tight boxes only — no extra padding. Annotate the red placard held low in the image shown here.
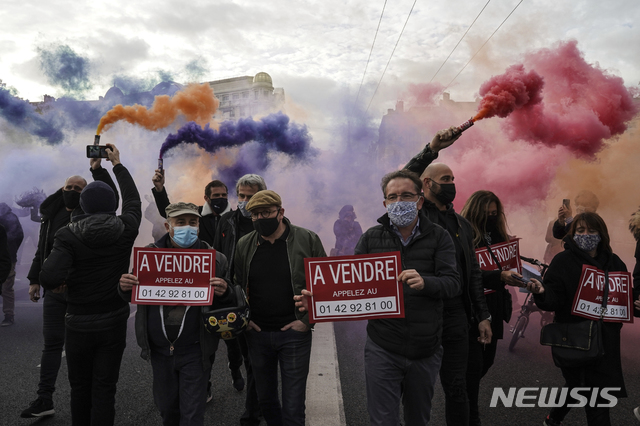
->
[475,239,522,295]
[304,251,404,323]
[571,265,633,323]
[132,247,215,306]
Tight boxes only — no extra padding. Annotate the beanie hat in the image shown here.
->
[80,181,117,214]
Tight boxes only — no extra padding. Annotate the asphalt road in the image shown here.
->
[3,264,640,426]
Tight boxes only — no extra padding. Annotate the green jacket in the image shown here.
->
[233,217,326,327]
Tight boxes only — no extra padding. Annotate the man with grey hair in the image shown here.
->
[214,173,267,426]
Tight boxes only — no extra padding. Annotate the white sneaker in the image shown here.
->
[634,406,640,422]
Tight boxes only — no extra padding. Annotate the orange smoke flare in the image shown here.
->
[96,83,219,135]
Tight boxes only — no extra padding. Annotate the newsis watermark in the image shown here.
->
[490,387,620,408]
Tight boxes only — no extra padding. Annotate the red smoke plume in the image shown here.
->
[475,64,544,121]
[502,40,639,157]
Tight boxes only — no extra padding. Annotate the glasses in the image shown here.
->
[385,192,420,202]
[250,209,279,220]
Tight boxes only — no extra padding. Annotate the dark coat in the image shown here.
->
[633,239,640,317]
[355,210,461,360]
[533,236,628,396]
[152,187,230,246]
[214,209,254,273]
[40,164,141,327]
[0,225,10,284]
[404,146,490,324]
[0,203,24,263]
[118,233,234,370]
[27,166,119,285]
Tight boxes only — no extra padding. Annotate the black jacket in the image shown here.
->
[0,225,10,285]
[552,219,570,240]
[214,209,254,273]
[119,233,234,370]
[152,187,230,246]
[27,166,119,285]
[355,211,461,360]
[477,234,512,339]
[0,203,24,263]
[404,146,490,324]
[534,236,628,396]
[40,164,141,328]
[634,239,640,317]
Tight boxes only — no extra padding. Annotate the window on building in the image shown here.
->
[243,92,249,99]
[230,110,235,118]
[233,94,239,100]
[240,107,245,116]
[222,95,229,101]
[254,91,258,100]
[264,90,270,97]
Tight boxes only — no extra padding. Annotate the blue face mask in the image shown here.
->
[171,225,199,247]
[386,200,419,228]
[237,201,251,218]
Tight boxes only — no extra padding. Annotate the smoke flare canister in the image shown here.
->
[158,158,163,171]
[94,135,100,145]
[457,118,474,133]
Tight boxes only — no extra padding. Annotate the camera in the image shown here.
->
[86,145,110,159]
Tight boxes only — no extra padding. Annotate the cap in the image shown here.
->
[165,202,201,218]
[246,190,282,212]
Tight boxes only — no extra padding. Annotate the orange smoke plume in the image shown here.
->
[96,83,219,134]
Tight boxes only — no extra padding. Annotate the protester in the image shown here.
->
[152,170,244,397]
[118,202,233,426]
[39,144,141,426]
[234,190,325,426]
[214,173,267,425]
[527,212,627,426]
[20,159,119,419]
[404,128,491,426]
[629,207,640,422]
[0,202,24,326]
[332,204,362,256]
[144,194,167,241]
[553,190,600,240]
[0,225,10,286]
[460,190,528,425]
[352,169,460,425]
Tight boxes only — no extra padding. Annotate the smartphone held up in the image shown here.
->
[86,145,111,159]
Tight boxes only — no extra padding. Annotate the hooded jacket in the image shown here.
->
[355,210,461,360]
[40,164,141,330]
[0,203,24,263]
[118,233,234,370]
[533,235,628,396]
[27,165,119,285]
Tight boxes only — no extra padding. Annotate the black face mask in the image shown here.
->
[485,215,499,231]
[253,216,281,237]
[63,190,81,210]
[431,182,456,205]
[208,197,229,215]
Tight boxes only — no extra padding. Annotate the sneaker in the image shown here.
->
[231,368,245,391]
[634,406,640,422]
[543,415,562,426]
[20,398,55,418]
[1,316,14,327]
[206,381,213,403]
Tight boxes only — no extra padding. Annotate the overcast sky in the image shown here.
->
[1,0,638,120]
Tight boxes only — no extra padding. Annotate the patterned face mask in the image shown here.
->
[573,233,601,252]
[386,200,419,228]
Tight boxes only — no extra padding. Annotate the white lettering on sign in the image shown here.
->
[152,254,211,273]
[140,254,150,272]
[320,260,396,285]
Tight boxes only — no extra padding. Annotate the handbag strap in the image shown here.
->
[599,270,610,321]
[484,239,503,271]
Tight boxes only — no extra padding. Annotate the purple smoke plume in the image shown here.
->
[160,112,317,183]
[15,188,47,208]
[0,88,64,144]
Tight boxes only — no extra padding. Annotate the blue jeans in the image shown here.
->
[245,328,312,426]
[150,348,210,426]
[365,336,443,426]
[65,321,127,426]
[37,291,67,401]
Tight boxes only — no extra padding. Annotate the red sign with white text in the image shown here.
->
[571,265,633,323]
[304,252,405,323]
[132,247,214,306]
[475,239,522,295]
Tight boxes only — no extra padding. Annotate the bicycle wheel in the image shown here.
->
[508,315,529,352]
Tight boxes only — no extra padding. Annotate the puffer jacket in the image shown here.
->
[355,210,461,360]
[119,234,234,371]
[233,217,326,327]
[40,164,141,330]
[0,203,23,263]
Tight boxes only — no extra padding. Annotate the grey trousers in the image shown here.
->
[1,263,15,318]
[365,336,443,426]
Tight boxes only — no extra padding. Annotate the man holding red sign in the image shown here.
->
[119,202,233,426]
[355,170,460,426]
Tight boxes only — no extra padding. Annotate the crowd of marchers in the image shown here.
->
[1,127,640,426]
